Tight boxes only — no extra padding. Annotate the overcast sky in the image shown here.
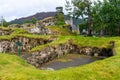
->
[0,0,67,21]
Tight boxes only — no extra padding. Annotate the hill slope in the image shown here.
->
[9,12,56,24]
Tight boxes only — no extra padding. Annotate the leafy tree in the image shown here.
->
[65,0,73,17]
[93,0,120,36]
[70,0,93,36]
[67,0,120,36]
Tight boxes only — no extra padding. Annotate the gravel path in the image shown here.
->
[41,55,101,70]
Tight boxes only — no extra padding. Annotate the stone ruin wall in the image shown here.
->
[0,37,54,53]
[8,17,71,35]
[22,41,114,68]
[8,17,56,35]
[28,17,56,34]
[8,17,55,29]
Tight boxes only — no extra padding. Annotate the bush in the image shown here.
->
[55,12,65,26]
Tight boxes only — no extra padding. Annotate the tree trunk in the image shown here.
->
[87,5,92,36]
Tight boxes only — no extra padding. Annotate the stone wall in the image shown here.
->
[22,42,113,67]
[0,37,54,53]
[0,28,12,36]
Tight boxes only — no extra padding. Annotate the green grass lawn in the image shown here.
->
[0,36,120,80]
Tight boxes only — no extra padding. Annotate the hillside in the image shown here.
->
[9,12,56,24]
[9,12,83,26]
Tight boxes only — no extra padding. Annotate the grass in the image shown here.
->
[0,27,55,40]
[30,35,114,52]
[46,26,73,35]
[0,27,11,30]
[0,26,120,80]
[0,47,120,80]
[30,35,70,52]
[0,25,72,40]
[0,36,120,80]
[0,25,73,40]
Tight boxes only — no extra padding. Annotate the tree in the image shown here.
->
[55,13,65,25]
[55,7,65,26]
[65,0,120,36]
[93,0,120,36]
[65,0,73,17]
[71,0,93,36]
